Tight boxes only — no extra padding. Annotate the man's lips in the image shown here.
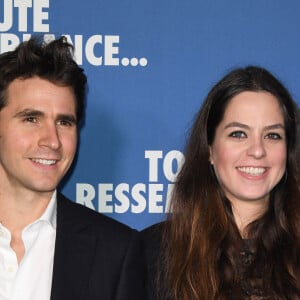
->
[30,158,58,165]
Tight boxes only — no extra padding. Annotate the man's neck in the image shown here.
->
[0,186,54,264]
[0,186,54,233]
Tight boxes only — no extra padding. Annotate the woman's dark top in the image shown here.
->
[140,222,272,300]
[238,239,269,300]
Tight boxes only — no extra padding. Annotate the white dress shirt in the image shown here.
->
[0,191,57,300]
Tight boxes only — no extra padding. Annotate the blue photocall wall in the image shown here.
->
[1,0,300,230]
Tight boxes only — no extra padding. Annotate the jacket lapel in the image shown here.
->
[50,194,97,300]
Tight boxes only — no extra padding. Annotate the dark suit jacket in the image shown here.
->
[140,222,165,300]
[50,193,146,300]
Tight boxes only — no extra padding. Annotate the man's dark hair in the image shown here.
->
[0,36,87,124]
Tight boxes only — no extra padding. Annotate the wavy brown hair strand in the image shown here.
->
[162,66,300,299]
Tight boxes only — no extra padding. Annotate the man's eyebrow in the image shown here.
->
[57,114,77,124]
[14,109,44,118]
[13,109,77,124]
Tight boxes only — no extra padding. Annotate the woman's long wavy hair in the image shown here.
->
[162,66,300,299]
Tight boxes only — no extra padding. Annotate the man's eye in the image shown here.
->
[24,116,37,123]
[229,131,247,139]
[265,132,282,140]
[58,120,74,126]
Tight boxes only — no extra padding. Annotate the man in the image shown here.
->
[0,36,145,300]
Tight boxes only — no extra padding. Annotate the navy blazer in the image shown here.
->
[50,193,146,300]
[140,222,166,300]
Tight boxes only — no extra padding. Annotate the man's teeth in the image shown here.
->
[31,158,56,165]
[238,167,266,176]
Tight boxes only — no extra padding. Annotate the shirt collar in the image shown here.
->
[38,190,57,229]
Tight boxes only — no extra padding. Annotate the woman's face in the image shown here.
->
[209,91,287,207]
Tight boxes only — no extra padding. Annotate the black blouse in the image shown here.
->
[238,239,269,300]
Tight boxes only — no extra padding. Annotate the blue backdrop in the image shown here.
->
[1,0,300,230]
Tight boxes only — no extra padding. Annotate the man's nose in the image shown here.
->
[38,123,62,150]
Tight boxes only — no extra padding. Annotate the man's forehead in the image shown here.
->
[5,78,76,107]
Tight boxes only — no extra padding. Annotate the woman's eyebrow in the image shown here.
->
[224,122,249,129]
[224,122,285,131]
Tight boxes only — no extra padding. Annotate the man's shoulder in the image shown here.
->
[140,221,165,241]
[140,221,165,256]
[57,193,136,240]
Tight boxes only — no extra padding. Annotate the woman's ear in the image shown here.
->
[209,146,214,165]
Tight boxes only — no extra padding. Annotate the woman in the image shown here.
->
[142,66,300,299]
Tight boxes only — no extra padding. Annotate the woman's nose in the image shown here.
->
[246,138,266,159]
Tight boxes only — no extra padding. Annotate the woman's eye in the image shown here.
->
[229,131,247,139]
[265,132,282,140]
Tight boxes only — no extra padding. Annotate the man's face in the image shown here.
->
[0,76,77,197]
